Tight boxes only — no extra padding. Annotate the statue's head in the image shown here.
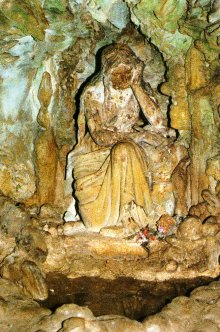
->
[102,44,142,90]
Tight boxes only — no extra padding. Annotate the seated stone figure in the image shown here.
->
[71,44,182,232]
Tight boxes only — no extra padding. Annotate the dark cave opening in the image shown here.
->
[40,274,214,321]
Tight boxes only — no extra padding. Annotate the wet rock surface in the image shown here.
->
[42,274,213,320]
[0,278,51,332]
[0,0,220,331]
[143,280,220,332]
[0,183,219,332]
[0,276,220,332]
[0,0,218,212]
[0,199,219,329]
[0,197,30,236]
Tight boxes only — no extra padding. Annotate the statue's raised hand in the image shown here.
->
[131,63,143,86]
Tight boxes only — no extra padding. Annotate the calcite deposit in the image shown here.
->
[0,0,219,331]
[0,275,220,332]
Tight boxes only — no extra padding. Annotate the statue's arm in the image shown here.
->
[131,83,165,128]
[85,96,151,146]
[88,118,124,146]
[84,90,171,147]
[87,110,168,147]
[85,93,125,146]
[131,83,176,140]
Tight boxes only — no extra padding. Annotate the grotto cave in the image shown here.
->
[0,1,219,331]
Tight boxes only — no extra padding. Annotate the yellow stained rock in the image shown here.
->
[35,129,58,205]
[186,47,209,91]
[170,104,190,130]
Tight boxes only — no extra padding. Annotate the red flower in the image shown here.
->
[143,229,150,237]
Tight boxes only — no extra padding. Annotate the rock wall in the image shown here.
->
[0,3,219,329]
[0,277,220,332]
[0,0,219,214]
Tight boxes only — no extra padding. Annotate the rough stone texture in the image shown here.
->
[1,0,215,211]
[0,278,51,332]
[0,0,220,330]
[0,276,219,332]
[39,217,220,281]
[0,0,218,214]
[34,129,58,205]
[21,260,48,300]
[0,196,219,328]
[0,231,15,264]
[0,0,218,222]
[0,197,219,321]
[0,197,30,236]
[143,280,220,332]
[0,199,218,320]
[171,157,190,215]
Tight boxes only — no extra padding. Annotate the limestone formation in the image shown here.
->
[143,280,220,332]
[171,157,190,216]
[0,0,220,330]
[0,276,220,332]
[34,72,58,206]
[21,260,48,301]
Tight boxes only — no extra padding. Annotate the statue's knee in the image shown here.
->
[112,141,136,160]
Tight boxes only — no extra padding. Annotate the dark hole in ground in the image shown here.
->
[40,274,213,321]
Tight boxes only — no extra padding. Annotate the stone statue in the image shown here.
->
[71,44,179,232]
